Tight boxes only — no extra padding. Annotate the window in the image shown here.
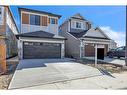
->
[76,22,81,28]
[24,42,34,45]
[50,18,55,24]
[30,14,40,25]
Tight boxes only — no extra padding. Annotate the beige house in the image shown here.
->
[59,13,111,59]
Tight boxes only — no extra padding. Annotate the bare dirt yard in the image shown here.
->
[75,58,127,73]
[0,61,18,89]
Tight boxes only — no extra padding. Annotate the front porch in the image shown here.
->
[80,37,111,58]
[79,37,111,66]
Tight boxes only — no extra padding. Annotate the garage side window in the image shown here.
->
[30,14,40,26]
[24,42,34,45]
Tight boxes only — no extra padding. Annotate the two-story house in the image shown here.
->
[17,8,65,59]
[59,13,111,59]
[0,6,19,72]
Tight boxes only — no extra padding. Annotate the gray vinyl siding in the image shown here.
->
[59,21,80,58]
[65,33,80,58]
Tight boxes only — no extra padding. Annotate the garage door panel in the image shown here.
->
[23,42,61,59]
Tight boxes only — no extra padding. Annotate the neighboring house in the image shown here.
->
[17,8,65,59]
[0,6,19,72]
[59,13,111,59]
[109,40,117,49]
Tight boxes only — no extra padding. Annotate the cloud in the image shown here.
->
[100,26,125,47]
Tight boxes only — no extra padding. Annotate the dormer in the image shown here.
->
[19,8,61,35]
[69,13,91,31]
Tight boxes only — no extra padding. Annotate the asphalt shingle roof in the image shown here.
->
[16,31,66,40]
[16,31,54,38]
[69,29,88,38]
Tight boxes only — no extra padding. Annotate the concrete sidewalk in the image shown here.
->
[8,59,102,89]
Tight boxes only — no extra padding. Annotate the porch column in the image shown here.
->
[19,39,23,60]
[61,43,65,58]
[95,44,98,67]
[108,44,110,51]
[80,40,84,58]
[83,42,85,57]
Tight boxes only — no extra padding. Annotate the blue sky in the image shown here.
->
[10,5,126,46]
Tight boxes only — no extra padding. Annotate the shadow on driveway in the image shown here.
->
[16,58,75,70]
[97,68,115,78]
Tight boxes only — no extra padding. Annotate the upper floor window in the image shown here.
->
[30,14,40,26]
[76,22,81,28]
[50,18,55,24]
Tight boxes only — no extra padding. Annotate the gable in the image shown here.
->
[71,13,86,20]
[72,13,84,19]
[83,28,110,39]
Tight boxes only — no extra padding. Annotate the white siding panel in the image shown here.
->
[48,24,58,35]
[22,24,58,35]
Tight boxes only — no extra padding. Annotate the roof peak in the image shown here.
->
[71,13,85,20]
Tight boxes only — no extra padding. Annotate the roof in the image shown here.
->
[83,28,110,40]
[18,7,61,19]
[69,29,87,38]
[69,28,110,40]
[16,31,66,40]
[70,13,88,21]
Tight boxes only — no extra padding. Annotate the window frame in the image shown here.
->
[30,14,40,26]
[50,18,55,24]
[76,22,82,28]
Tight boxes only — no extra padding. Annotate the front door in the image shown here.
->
[97,48,104,60]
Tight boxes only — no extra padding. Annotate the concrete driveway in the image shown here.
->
[8,58,102,89]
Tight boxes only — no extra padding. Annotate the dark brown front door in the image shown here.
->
[97,48,104,60]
